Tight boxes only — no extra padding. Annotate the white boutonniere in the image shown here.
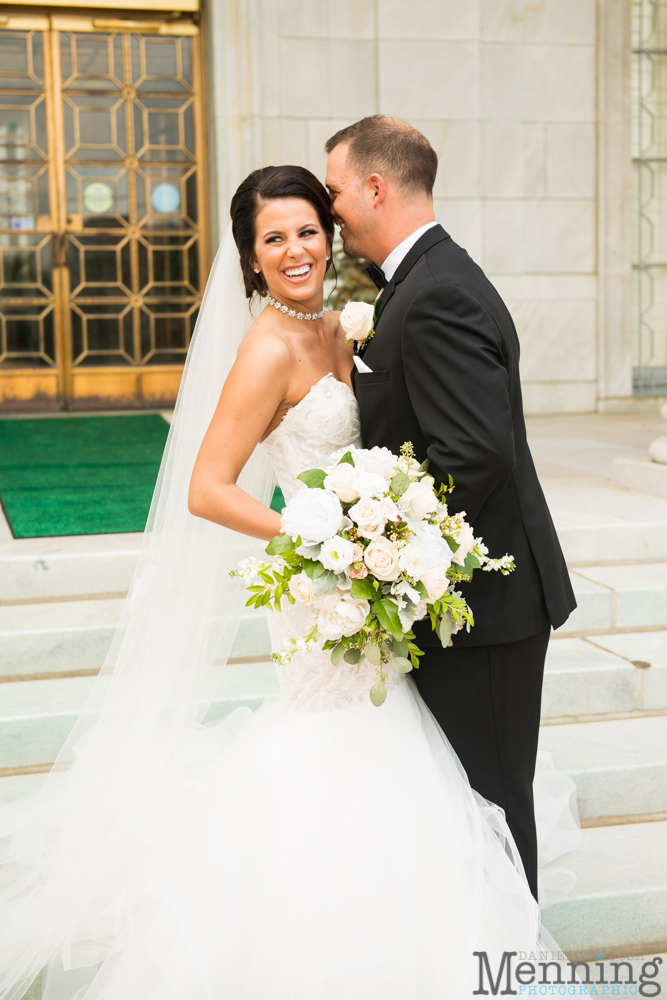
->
[340,301,376,352]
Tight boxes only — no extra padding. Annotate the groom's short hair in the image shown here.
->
[325,116,437,197]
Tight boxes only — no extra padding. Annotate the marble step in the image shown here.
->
[544,480,667,564]
[0,534,142,602]
[538,715,667,821]
[557,562,667,634]
[0,662,280,771]
[543,635,667,717]
[541,820,667,959]
[0,599,272,678]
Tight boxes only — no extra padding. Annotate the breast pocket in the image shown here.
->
[355,369,390,385]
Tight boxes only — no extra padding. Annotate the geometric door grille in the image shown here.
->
[0,13,206,410]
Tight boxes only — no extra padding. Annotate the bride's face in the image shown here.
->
[252,198,330,305]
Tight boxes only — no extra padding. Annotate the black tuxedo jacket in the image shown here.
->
[351,225,576,648]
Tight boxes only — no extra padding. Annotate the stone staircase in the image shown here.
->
[1,480,667,966]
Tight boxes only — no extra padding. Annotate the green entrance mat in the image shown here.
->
[0,415,171,538]
[0,413,287,539]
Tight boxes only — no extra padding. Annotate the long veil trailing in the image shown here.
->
[0,226,275,1000]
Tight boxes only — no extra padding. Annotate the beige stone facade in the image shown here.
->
[206,0,633,415]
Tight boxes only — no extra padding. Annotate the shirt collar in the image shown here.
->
[380,221,438,283]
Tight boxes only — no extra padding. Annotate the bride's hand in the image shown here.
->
[188,332,290,539]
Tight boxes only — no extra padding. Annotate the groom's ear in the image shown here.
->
[367,173,387,208]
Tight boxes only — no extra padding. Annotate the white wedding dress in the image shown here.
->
[52,373,581,1000]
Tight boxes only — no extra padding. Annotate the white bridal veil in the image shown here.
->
[0,227,275,1000]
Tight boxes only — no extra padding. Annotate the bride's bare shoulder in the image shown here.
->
[235,316,292,377]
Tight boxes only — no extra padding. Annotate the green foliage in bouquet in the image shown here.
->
[232,442,515,708]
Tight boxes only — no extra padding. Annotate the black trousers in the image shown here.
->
[411,627,550,900]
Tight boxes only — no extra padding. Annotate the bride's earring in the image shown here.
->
[253,268,260,273]
[326,256,331,261]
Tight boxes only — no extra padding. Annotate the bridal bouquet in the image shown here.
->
[232,443,515,707]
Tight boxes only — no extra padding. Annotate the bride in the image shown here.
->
[0,166,578,1000]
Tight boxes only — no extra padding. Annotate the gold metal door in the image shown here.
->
[0,11,207,410]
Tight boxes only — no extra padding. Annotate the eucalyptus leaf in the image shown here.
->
[391,656,413,674]
[350,577,374,600]
[438,614,453,649]
[330,642,345,665]
[364,643,381,666]
[338,451,355,467]
[297,468,326,489]
[343,648,361,665]
[370,679,387,707]
[390,471,410,496]
[296,542,321,559]
[391,636,409,658]
[417,458,431,474]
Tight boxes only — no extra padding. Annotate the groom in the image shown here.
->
[325,116,576,899]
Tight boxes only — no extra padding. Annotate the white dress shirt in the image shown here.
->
[380,221,438,283]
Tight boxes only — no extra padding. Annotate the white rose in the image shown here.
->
[323,463,359,503]
[421,567,450,602]
[364,537,401,581]
[319,535,356,574]
[288,572,316,605]
[398,542,429,580]
[452,522,476,567]
[317,593,370,639]
[400,480,439,521]
[340,301,374,342]
[353,446,397,480]
[282,488,343,545]
[348,497,386,540]
[353,471,387,499]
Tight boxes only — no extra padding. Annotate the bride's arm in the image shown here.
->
[188,334,290,540]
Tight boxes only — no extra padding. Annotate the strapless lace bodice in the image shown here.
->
[262,373,362,503]
[261,374,402,712]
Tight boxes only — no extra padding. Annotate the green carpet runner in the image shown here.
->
[0,414,286,539]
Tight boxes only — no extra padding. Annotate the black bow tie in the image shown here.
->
[365,261,386,291]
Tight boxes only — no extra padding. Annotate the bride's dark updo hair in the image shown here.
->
[230,165,335,299]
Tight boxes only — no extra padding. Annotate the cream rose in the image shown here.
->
[323,462,359,503]
[379,496,399,522]
[288,572,316,605]
[282,488,343,545]
[421,567,450,602]
[319,535,356,574]
[348,497,386,540]
[317,593,370,639]
[340,301,374,342]
[400,480,439,521]
[364,537,400,581]
[451,522,475,567]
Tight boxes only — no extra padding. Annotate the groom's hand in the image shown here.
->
[401,284,516,523]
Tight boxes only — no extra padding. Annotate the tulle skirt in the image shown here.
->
[59,678,565,1000]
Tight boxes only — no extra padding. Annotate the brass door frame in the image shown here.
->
[0,10,209,411]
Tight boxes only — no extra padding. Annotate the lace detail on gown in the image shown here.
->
[261,374,403,713]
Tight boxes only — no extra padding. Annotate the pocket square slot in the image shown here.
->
[353,355,373,374]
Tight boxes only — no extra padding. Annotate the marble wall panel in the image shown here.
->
[417,120,481,198]
[480,0,596,45]
[279,39,330,118]
[482,199,525,273]
[521,380,598,414]
[512,299,597,380]
[331,40,377,120]
[547,123,596,198]
[434,198,483,263]
[481,43,525,120]
[277,0,328,38]
[482,122,524,197]
[523,45,596,122]
[379,41,480,120]
[329,0,376,39]
[378,0,479,40]
[524,199,596,273]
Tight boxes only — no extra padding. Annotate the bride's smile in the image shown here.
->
[251,197,330,312]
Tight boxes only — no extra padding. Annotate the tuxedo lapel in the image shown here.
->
[373,224,451,325]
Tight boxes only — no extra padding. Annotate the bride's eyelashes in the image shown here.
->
[263,227,320,245]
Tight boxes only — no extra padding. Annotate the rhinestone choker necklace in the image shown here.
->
[267,295,324,321]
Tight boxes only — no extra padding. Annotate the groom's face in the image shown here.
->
[325,143,375,260]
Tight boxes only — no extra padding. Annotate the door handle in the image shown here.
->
[53,232,68,268]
